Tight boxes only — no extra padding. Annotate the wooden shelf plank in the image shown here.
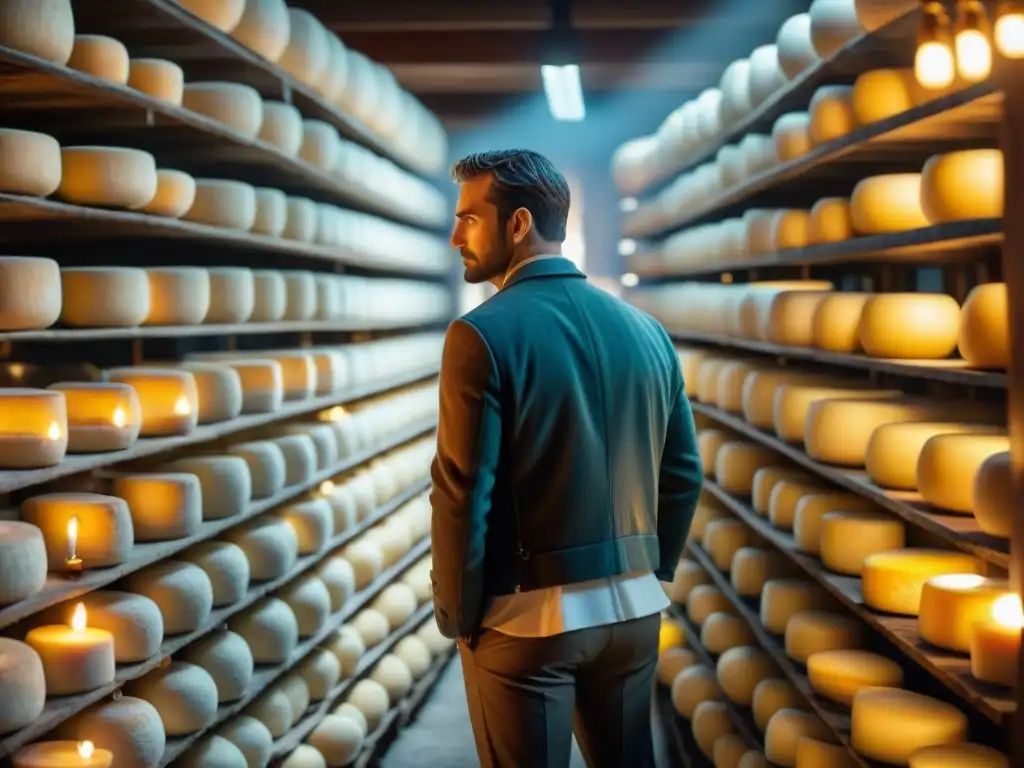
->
[701,480,1016,725]
[0,364,437,495]
[158,537,432,765]
[655,684,714,768]
[689,402,1009,567]
[0,478,430,759]
[670,332,1007,389]
[0,417,436,631]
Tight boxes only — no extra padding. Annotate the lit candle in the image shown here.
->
[65,515,83,573]
[319,479,336,496]
[47,382,141,453]
[173,395,191,416]
[104,368,198,437]
[0,388,69,469]
[24,603,116,695]
[970,593,1023,687]
[13,740,113,768]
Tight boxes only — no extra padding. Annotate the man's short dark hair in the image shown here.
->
[451,149,571,243]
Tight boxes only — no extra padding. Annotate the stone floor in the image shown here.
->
[381,656,672,768]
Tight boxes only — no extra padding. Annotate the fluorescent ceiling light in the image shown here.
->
[541,64,585,121]
[620,272,639,287]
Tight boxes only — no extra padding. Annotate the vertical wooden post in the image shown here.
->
[1000,58,1024,763]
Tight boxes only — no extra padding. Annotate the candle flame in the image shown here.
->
[173,396,191,416]
[67,515,79,557]
[319,480,335,496]
[47,420,61,440]
[326,406,348,422]
[993,594,1024,628]
[71,602,87,632]
[112,406,126,428]
[78,741,94,759]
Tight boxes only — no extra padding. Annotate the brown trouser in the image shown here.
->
[458,613,661,768]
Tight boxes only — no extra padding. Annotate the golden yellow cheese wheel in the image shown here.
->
[858,293,961,360]
[920,149,1004,224]
[957,282,1009,369]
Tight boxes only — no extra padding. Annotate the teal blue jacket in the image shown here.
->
[429,257,703,640]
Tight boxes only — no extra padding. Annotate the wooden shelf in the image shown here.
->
[0,477,429,759]
[0,193,452,276]
[689,401,1009,567]
[67,0,442,179]
[655,684,714,768]
[0,417,436,631]
[701,479,1016,726]
[0,364,437,495]
[157,537,432,765]
[629,218,1002,280]
[625,86,1000,239]
[671,332,1007,389]
[0,47,444,232]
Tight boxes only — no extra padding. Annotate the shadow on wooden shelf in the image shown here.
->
[671,331,1007,389]
[689,401,1010,567]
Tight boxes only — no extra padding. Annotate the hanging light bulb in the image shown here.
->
[954,0,993,80]
[916,1,957,89]
[995,1,1024,57]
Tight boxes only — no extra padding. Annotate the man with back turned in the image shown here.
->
[429,148,703,768]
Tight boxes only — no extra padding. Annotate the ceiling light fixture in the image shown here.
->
[543,0,585,122]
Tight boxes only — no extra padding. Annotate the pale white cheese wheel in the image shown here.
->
[223,359,285,413]
[752,679,803,732]
[859,293,961,359]
[353,608,390,648]
[808,86,858,145]
[395,635,433,680]
[283,744,329,768]
[230,0,290,62]
[748,45,788,107]
[808,197,855,244]
[300,120,341,169]
[223,516,298,581]
[811,292,869,351]
[851,68,927,124]
[218,715,273,768]
[67,35,129,84]
[866,422,1002,491]
[329,625,366,676]
[70,696,166,768]
[717,646,777,706]
[166,455,252,520]
[280,499,333,554]
[764,708,833,767]
[776,14,820,79]
[273,433,318,482]
[278,422,337,469]
[251,269,287,321]
[0,0,75,65]
[973,451,1013,538]
[181,735,248,768]
[772,113,812,163]
[21,492,133,570]
[182,540,251,607]
[718,59,754,126]
[371,653,413,702]
[0,637,46,735]
[138,169,196,218]
[861,549,983,615]
[229,440,286,499]
[230,597,299,663]
[760,579,831,635]
[784,610,864,664]
[177,0,245,31]
[855,0,918,31]
[144,267,211,325]
[282,270,318,321]
[809,0,863,59]
[184,179,257,230]
[59,146,158,208]
[183,82,263,138]
[907,744,1009,768]
[918,432,1010,513]
[128,58,184,105]
[693,700,736,758]
[373,583,418,628]
[347,678,391,730]
[247,689,293,737]
[279,9,330,88]
[0,521,47,606]
[125,560,214,634]
[280,576,332,637]
[128,661,218,736]
[259,101,303,156]
[850,174,929,234]
[176,362,244,423]
[0,128,62,197]
[114,472,202,541]
[670,665,721,719]
[731,548,795,597]
[205,267,255,324]
[300,648,342,701]
[958,282,1008,369]
[252,187,288,236]
[921,149,1004,224]
[0,256,60,331]
[283,197,318,241]
[182,630,254,703]
[850,688,968,764]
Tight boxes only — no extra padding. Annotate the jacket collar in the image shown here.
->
[501,255,586,290]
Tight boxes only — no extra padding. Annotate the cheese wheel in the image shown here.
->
[318,557,355,613]
[850,174,930,234]
[851,688,968,764]
[809,0,863,59]
[742,370,837,429]
[282,270,317,321]
[760,579,831,635]
[772,113,813,163]
[228,440,285,499]
[861,548,984,615]
[166,455,251,520]
[703,519,758,571]
[752,468,811,516]
[693,701,737,758]
[0,128,62,197]
[219,716,273,767]
[809,292,867,353]
[740,754,769,768]
[765,708,833,767]
[702,612,757,655]
[203,268,255,325]
[697,359,732,403]
[958,282,1009,368]
[718,59,754,127]
[0,637,46,734]
[808,650,903,707]
[772,383,900,443]
[230,598,299,663]
[125,560,214,634]
[221,360,284,413]
[792,492,878,553]
[667,558,712,604]
[372,583,418,628]
[259,101,303,156]
[852,68,927,124]
[859,292,962,358]
[230,0,291,62]
[715,442,779,496]
[59,146,158,208]
[768,477,828,532]
[716,361,770,412]
[224,517,298,581]
[731,548,796,597]
[70,696,166,768]
[177,362,244,423]
[283,197,318,241]
[301,649,341,701]
[717,646,777,706]
[866,422,1003,490]
[67,35,129,84]
[347,678,391,730]
[260,353,315,400]
[748,44,788,107]
[752,679,803,732]
[353,608,390,648]
[138,169,196,218]
[808,197,855,244]
[763,291,831,345]
[371,654,413,702]
[776,14,820,79]
[657,647,699,687]
[279,9,330,88]
[0,0,75,65]
[144,267,211,325]
[176,0,245,31]
[671,665,721,719]
[808,86,858,145]
[183,82,263,138]
[908,744,1009,768]
[181,735,248,767]
[918,432,1010,513]
[922,149,1004,224]
[699,429,732,476]
[784,611,864,663]
[182,630,254,703]
[251,270,287,322]
[182,541,250,607]
[252,187,288,237]
[184,179,257,230]
[0,521,47,606]
[0,256,60,331]
[795,738,858,768]
[127,58,184,105]
[771,211,814,253]
[279,499,333,555]
[127,661,218,736]
[918,574,1010,653]
[21,492,133,569]
[974,451,1013,538]
[280,576,331,637]
[688,585,734,625]
[300,120,341,169]
[714,734,748,768]
[329,625,365,676]
[855,0,918,31]
[307,717,361,767]
[114,472,201,540]
[344,540,383,589]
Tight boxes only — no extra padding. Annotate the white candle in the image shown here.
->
[48,382,141,453]
[0,389,69,468]
[13,740,112,768]
[970,593,1023,687]
[66,515,82,573]
[24,604,116,695]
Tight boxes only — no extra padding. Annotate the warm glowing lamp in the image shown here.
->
[995,1,1024,56]
[24,602,116,695]
[955,0,993,81]
[970,593,1024,686]
[917,2,957,89]
[12,740,112,768]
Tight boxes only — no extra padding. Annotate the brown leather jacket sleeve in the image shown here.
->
[429,318,502,640]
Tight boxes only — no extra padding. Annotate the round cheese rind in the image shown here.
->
[230,0,291,62]
[809,0,863,58]
[715,442,778,496]
[752,678,803,732]
[251,270,288,322]
[280,576,332,637]
[128,661,218,736]
[180,734,248,767]
[917,433,1011,514]
[114,472,202,541]
[125,560,214,634]
[958,282,1009,369]
[279,499,333,555]
[657,647,699,687]
[230,597,299,664]
[772,384,901,444]
[0,128,62,197]
[918,574,1009,653]
[138,169,196,218]
[974,451,1013,538]
[218,715,273,768]
[850,174,930,234]
[282,270,318,321]
[792,492,878,553]
[253,187,288,237]
[855,0,918,31]
[717,646,777,706]
[851,688,968,764]
[67,34,129,84]
[347,678,391,731]
[748,44,787,106]
[692,700,736,758]
[0,521,47,606]
[204,268,255,324]
[300,649,342,701]
[127,58,184,105]
[808,197,855,245]
[223,517,298,581]
[702,612,756,655]
[667,559,711,604]
[731,547,795,597]
[670,665,721,720]
[861,548,984,615]
[808,85,858,145]
[71,696,166,768]
[852,68,926,124]
[59,146,158,208]
[0,0,76,66]
[760,579,830,635]
[259,101,303,156]
[228,440,286,499]
[921,149,1004,224]
[283,197,318,242]
[784,610,863,663]
[768,477,829,532]
[352,608,390,649]
[176,362,244,423]
[279,8,330,88]
[907,743,1009,768]
[144,267,211,325]
[866,422,1002,491]
[182,630,255,703]
[703,518,758,572]
[764,708,833,767]
[772,113,813,163]
[165,455,252,520]
[371,653,413,702]
[858,293,961,359]
[776,14,819,79]
[0,256,61,331]
[177,0,245,31]
[300,120,341,169]
[0,638,46,734]
[182,82,263,138]
[247,689,293,737]
[688,585,734,625]
[184,179,258,231]
[21,492,133,570]
[181,540,251,607]
[795,738,858,768]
